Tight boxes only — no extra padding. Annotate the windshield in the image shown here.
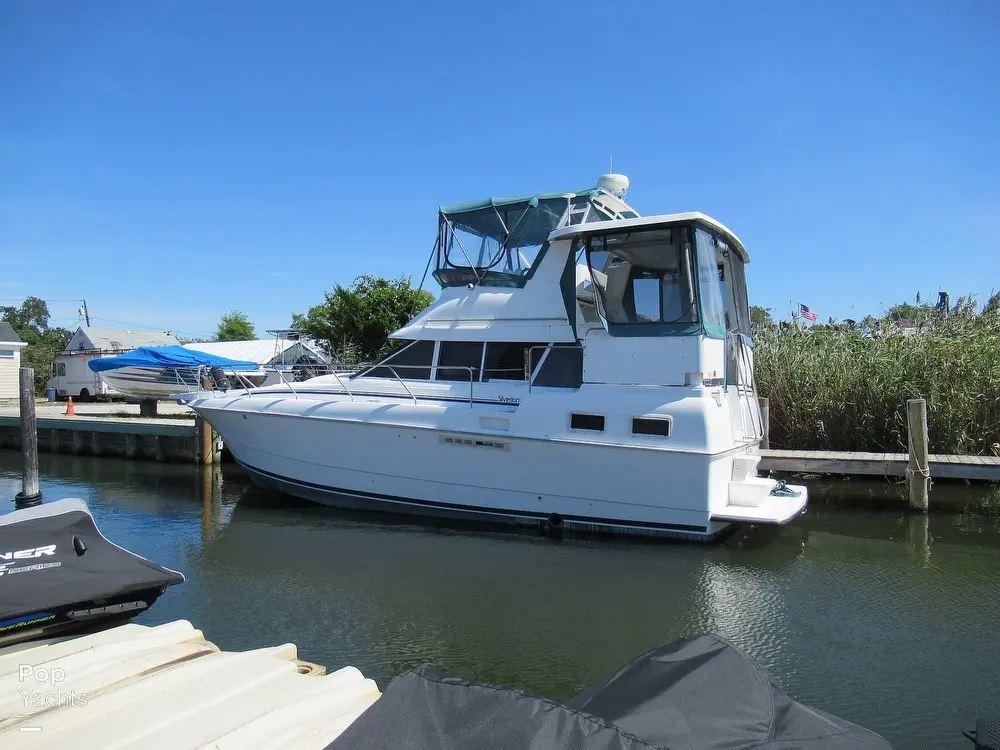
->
[580,222,735,339]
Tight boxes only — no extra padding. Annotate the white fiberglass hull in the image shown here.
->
[99,367,266,401]
[181,381,807,541]
[99,367,204,401]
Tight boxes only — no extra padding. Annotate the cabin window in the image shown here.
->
[57,363,66,376]
[483,342,544,381]
[583,226,701,335]
[694,229,727,339]
[529,344,583,388]
[570,413,604,431]
[358,340,434,380]
[436,342,484,381]
[632,417,671,437]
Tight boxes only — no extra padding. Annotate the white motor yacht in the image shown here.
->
[177,174,806,541]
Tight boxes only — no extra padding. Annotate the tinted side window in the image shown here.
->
[365,340,435,380]
[483,342,546,381]
[436,342,484,381]
[531,345,583,388]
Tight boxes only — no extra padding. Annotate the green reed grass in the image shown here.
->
[753,313,1000,455]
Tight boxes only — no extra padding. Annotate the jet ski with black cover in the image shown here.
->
[0,498,184,647]
[328,633,892,749]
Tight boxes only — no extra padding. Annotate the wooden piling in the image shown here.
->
[139,398,158,418]
[15,368,42,508]
[906,398,930,511]
[759,397,770,449]
[196,417,214,464]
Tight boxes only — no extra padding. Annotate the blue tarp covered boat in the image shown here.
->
[89,345,260,400]
[88,345,259,372]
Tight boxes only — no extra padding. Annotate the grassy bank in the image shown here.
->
[754,313,1000,455]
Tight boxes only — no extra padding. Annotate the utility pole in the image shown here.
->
[81,299,91,326]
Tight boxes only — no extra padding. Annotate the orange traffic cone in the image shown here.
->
[65,397,75,416]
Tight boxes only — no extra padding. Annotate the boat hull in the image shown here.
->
[98,367,204,400]
[189,390,806,541]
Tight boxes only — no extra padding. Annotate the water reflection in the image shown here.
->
[0,451,997,748]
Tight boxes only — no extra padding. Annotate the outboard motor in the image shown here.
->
[210,366,231,391]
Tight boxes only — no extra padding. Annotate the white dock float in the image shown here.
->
[0,619,381,749]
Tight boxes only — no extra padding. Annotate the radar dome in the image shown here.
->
[597,173,629,196]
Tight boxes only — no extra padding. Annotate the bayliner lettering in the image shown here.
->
[0,545,56,562]
[0,545,60,578]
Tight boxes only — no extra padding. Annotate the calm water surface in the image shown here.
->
[1,452,998,748]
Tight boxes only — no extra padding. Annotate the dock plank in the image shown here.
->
[759,449,1000,482]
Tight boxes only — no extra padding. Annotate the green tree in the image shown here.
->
[0,297,72,393]
[215,311,255,341]
[292,275,435,363]
[750,305,773,327]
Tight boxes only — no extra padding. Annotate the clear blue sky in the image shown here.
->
[2,0,997,338]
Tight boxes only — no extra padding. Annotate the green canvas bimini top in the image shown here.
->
[439,187,600,246]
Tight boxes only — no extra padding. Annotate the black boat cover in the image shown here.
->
[0,498,184,637]
[328,633,891,749]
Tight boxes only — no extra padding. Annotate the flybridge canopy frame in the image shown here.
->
[432,186,640,289]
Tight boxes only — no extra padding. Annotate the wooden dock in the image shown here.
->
[0,415,221,464]
[759,449,1000,482]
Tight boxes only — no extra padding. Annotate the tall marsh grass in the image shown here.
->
[754,314,1000,455]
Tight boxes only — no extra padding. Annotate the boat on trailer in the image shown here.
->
[178,174,807,541]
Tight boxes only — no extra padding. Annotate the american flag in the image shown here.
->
[799,303,817,322]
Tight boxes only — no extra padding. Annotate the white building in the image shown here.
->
[48,327,181,400]
[0,322,28,399]
[183,337,327,368]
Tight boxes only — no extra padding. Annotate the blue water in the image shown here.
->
[1,451,998,748]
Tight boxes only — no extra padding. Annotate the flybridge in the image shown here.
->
[432,174,640,289]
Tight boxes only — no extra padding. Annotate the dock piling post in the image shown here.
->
[906,398,930,511]
[139,398,158,418]
[15,368,42,508]
[759,397,770,449]
[196,417,214,464]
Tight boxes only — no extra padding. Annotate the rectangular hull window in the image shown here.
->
[570,413,605,431]
[632,417,670,437]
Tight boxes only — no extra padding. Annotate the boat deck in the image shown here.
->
[759,449,1000,481]
[0,619,380,749]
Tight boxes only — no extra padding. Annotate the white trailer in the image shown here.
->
[47,350,120,400]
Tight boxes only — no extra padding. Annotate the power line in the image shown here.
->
[88,315,211,340]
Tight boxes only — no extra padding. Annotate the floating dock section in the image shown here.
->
[0,619,380,748]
